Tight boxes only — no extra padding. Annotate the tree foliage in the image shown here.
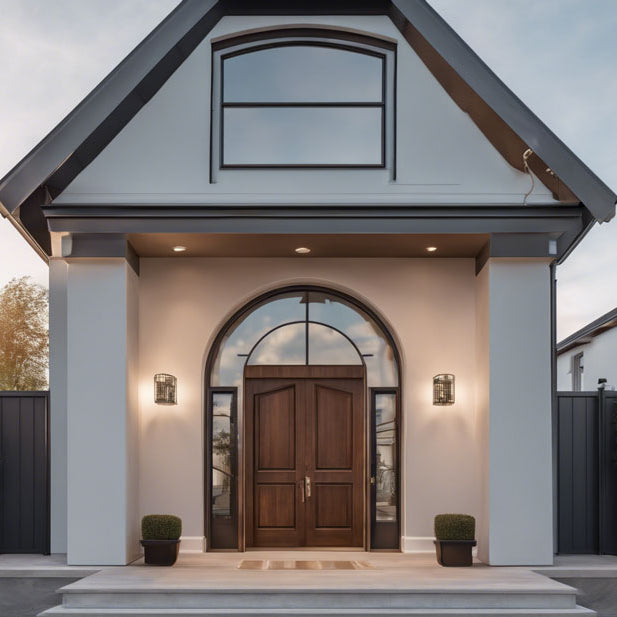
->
[0,277,49,390]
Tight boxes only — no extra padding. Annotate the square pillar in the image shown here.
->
[49,259,68,554]
[476,258,554,565]
[66,259,139,565]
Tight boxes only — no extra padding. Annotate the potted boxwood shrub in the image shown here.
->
[434,514,476,567]
[141,514,182,566]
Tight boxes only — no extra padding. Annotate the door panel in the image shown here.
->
[245,370,364,548]
[315,386,353,470]
[257,484,297,527]
[306,379,364,547]
[256,387,295,470]
[245,381,305,547]
[314,484,353,528]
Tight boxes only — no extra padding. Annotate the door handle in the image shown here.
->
[299,479,305,503]
[305,475,311,499]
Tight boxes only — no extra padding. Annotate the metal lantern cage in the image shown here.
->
[433,374,455,405]
[154,373,177,405]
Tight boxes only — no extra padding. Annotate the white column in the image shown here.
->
[66,259,139,565]
[49,259,68,554]
[476,259,554,565]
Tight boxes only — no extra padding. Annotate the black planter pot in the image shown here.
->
[434,539,477,567]
[141,539,180,566]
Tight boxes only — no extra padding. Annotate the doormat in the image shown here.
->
[238,560,375,570]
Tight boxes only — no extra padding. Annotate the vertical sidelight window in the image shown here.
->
[211,30,396,176]
[208,389,237,549]
[370,389,400,549]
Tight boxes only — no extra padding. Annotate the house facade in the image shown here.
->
[1,0,615,567]
[557,308,617,391]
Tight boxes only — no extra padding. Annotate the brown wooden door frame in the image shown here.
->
[243,365,366,549]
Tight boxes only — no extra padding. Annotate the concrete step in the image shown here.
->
[52,589,579,611]
[38,556,593,617]
[39,606,597,616]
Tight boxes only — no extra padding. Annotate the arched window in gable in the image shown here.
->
[210,29,396,176]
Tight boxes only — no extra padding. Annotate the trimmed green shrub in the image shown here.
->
[141,515,182,541]
[434,514,475,541]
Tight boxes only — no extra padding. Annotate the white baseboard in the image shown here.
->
[180,536,205,552]
[402,536,436,552]
[180,535,474,556]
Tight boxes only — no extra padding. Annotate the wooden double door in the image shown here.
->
[245,366,365,548]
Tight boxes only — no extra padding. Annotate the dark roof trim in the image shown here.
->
[42,204,587,237]
[0,204,49,263]
[0,0,614,260]
[557,307,617,354]
[390,0,616,222]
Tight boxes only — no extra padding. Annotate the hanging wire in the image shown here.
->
[522,148,535,206]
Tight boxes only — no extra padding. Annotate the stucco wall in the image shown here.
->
[137,257,480,549]
[474,264,490,562]
[66,260,140,565]
[49,260,68,554]
[484,259,553,565]
[58,15,553,206]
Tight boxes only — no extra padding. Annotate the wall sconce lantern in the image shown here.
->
[433,374,455,405]
[154,373,177,405]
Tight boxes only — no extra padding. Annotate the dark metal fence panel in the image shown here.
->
[0,392,49,554]
[599,391,617,555]
[556,393,599,554]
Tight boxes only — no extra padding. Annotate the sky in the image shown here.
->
[0,0,616,340]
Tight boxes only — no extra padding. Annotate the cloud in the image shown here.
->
[0,0,182,177]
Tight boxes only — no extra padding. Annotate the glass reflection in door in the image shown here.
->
[371,389,399,549]
[210,390,236,549]
[375,392,397,521]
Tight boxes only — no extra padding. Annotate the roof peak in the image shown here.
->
[1,0,614,257]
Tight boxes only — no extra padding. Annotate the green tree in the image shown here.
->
[0,277,48,390]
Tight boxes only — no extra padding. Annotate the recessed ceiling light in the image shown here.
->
[173,246,187,253]
[426,246,438,253]
[295,247,311,254]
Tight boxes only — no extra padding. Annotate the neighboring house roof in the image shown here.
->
[557,307,617,354]
[1,0,615,258]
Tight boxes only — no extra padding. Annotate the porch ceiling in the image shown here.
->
[128,233,489,258]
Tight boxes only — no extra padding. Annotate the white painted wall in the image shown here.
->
[474,264,490,562]
[57,15,555,207]
[137,258,481,553]
[65,259,140,565]
[477,259,553,565]
[49,259,68,553]
[557,328,617,391]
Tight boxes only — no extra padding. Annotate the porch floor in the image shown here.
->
[64,551,570,593]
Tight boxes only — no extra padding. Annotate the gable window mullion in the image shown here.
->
[215,38,392,169]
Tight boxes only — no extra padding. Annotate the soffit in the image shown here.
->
[128,232,489,258]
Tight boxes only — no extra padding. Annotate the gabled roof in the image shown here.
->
[557,307,617,354]
[1,0,615,257]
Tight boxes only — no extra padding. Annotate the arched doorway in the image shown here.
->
[205,286,401,550]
